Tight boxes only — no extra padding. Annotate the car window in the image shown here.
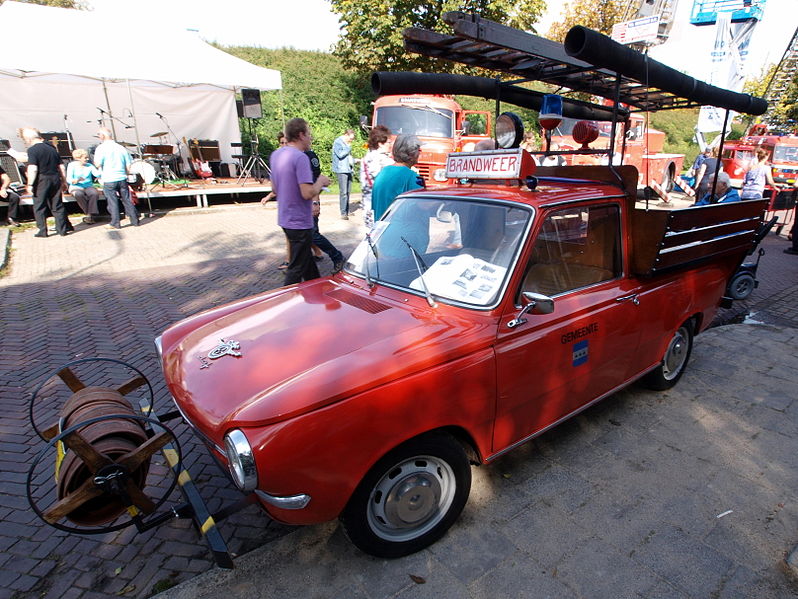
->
[519,204,621,299]
[347,196,532,307]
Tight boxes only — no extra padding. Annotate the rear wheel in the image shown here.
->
[341,432,471,558]
[642,321,694,390]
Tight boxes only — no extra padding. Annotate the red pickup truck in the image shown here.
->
[157,148,765,558]
[155,16,769,559]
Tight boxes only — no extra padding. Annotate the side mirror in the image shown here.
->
[508,292,554,328]
[522,291,554,314]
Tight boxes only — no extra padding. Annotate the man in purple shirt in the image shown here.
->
[270,118,331,285]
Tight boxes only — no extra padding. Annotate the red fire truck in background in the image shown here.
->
[549,112,684,192]
[368,94,492,187]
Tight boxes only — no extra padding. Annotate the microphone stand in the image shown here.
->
[63,114,75,153]
[158,113,187,184]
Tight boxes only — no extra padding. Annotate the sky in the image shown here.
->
[87,0,795,81]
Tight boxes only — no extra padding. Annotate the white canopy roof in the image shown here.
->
[0,1,282,91]
[0,1,281,168]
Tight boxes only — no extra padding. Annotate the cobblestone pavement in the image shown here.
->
[0,198,796,599]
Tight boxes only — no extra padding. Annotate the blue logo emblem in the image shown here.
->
[572,340,589,366]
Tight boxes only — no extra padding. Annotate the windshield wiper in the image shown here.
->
[406,104,451,119]
[400,236,436,308]
[364,232,380,287]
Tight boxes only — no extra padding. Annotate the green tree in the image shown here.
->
[0,0,87,8]
[329,0,546,74]
[222,46,373,175]
[546,0,626,42]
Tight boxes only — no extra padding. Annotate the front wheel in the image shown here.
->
[642,321,694,390]
[341,432,471,558]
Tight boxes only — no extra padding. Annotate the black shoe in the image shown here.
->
[333,259,344,273]
[784,248,798,255]
[82,216,95,224]
[34,231,48,238]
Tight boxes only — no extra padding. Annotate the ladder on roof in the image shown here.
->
[760,25,798,127]
[689,0,767,25]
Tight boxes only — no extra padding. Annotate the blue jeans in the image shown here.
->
[103,179,138,227]
[336,172,352,216]
[312,216,343,264]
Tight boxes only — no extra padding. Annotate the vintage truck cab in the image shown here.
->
[157,15,770,559]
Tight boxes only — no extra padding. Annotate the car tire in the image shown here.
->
[341,432,471,558]
[642,320,694,391]
[727,272,755,300]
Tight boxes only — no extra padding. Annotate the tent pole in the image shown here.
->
[126,79,153,215]
[101,79,117,139]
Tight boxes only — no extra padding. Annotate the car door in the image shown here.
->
[492,202,643,452]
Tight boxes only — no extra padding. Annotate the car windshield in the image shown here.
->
[346,196,532,308]
[376,106,454,138]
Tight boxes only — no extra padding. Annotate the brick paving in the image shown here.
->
[0,197,796,599]
[0,197,364,599]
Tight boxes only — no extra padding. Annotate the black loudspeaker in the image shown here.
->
[241,88,262,119]
[41,132,73,158]
[236,100,244,119]
[0,153,24,184]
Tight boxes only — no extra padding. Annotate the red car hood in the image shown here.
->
[161,278,495,438]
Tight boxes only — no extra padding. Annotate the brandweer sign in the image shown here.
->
[445,150,523,180]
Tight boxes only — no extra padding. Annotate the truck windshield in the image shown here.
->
[346,196,532,308]
[552,117,613,140]
[773,145,798,163]
[376,106,455,138]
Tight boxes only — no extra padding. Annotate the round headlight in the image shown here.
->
[433,168,448,182]
[224,429,258,492]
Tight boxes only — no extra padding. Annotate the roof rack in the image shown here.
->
[403,11,767,115]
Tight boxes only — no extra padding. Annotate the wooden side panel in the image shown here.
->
[630,199,766,275]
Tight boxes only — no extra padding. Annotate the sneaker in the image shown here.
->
[784,248,798,255]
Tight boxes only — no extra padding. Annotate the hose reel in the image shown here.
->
[27,358,179,534]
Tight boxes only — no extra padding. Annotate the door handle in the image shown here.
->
[616,293,639,306]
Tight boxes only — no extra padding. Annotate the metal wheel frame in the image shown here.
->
[29,357,156,442]
[26,413,181,535]
[662,325,691,381]
[366,454,457,543]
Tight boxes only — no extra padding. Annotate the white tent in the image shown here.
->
[0,1,281,166]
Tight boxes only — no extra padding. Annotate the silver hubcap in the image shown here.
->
[662,326,689,380]
[367,455,456,542]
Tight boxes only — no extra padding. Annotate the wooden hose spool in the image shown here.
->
[27,359,177,533]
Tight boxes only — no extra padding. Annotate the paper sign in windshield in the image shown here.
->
[411,254,507,305]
